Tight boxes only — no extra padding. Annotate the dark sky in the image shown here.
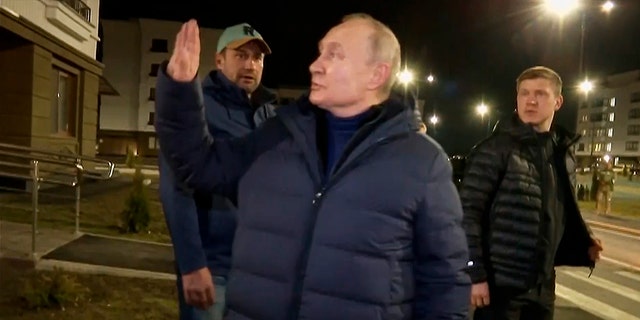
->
[101,0,640,155]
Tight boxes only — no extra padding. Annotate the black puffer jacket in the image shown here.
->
[460,113,594,289]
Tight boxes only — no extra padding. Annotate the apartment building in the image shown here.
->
[98,18,223,157]
[575,70,640,166]
[0,0,107,157]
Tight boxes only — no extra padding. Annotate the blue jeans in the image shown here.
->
[177,274,227,320]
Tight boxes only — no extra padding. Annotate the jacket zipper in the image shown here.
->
[289,132,409,319]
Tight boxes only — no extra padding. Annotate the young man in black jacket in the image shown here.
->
[460,66,603,320]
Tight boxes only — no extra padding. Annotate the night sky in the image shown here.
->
[101,0,640,155]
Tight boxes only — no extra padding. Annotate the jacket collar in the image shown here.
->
[202,70,277,108]
[494,111,580,149]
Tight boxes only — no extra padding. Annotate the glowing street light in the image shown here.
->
[426,74,435,83]
[601,1,615,12]
[397,69,414,86]
[543,0,580,17]
[476,103,489,118]
[429,114,439,125]
[579,79,594,94]
[476,103,491,134]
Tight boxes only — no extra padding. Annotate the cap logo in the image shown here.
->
[243,26,256,36]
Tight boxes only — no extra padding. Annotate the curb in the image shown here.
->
[37,259,176,281]
[586,219,640,237]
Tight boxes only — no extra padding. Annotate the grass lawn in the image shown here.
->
[0,173,170,243]
[0,170,179,319]
[0,259,178,319]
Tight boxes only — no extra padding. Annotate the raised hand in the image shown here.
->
[167,19,200,82]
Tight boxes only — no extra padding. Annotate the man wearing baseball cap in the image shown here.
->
[160,22,276,320]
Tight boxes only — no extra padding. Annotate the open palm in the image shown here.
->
[167,19,200,82]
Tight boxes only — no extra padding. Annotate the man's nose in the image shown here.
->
[244,59,257,70]
[309,58,322,74]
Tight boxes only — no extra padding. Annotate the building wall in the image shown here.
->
[0,0,100,59]
[100,19,140,131]
[575,70,640,165]
[99,18,222,157]
[0,4,103,157]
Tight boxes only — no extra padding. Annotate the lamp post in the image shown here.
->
[476,103,491,135]
[579,79,597,162]
[543,0,615,78]
[397,68,436,121]
[429,113,439,134]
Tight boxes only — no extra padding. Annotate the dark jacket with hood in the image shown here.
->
[159,70,276,277]
[460,112,595,289]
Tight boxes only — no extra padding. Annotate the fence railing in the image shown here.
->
[0,142,115,259]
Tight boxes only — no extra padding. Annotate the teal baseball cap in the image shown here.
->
[216,23,272,54]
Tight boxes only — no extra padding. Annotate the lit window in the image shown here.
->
[606,143,612,152]
[609,113,615,122]
[608,128,614,137]
[610,97,616,107]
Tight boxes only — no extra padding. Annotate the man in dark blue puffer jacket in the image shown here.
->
[157,13,470,320]
[159,23,276,320]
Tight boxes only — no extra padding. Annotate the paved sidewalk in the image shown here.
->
[0,220,174,280]
[1,207,638,280]
[581,210,640,236]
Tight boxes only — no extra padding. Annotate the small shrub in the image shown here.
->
[125,147,141,169]
[19,267,89,310]
[120,166,151,233]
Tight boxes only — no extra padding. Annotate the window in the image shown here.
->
[150,39,168,53]
[609,113,615,122]
[149,88,156,101]
[630,108,640,119]
[631,91,640,103]
[606,143,612,152]
[147,112,155,125]
[580,114,589,123]
[608,128,614,137]
[577,143,585,151]
[59,0,91,23]
[629,125,640,136]
[592,97,616,108]
[594,143,603,152]
[50,67,77,136]
[148,136,159,150]
[626,141,639,151]
[149,63,160,77]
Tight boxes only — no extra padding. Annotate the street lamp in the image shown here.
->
[579,79,597,162]
[429,114,439,125]
[476,103,491,134]
[579,79,594,94]
[397,69,414,86]
[426,74,435,83]
[542,0,615,77]
[543,0,580,17]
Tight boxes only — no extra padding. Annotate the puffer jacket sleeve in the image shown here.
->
[155,61,285,200]
[414,150,471,319]
[459,136,508,283]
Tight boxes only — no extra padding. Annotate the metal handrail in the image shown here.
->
[0,142,115,260]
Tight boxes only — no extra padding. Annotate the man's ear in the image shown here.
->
[215,52,224,69]
[555,94,564,111]
[368,62,391,90]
